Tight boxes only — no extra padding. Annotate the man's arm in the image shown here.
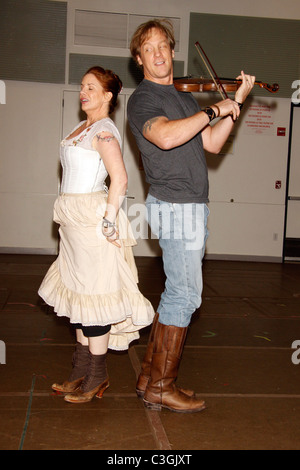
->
[202,71,255,153]
[142,71,255,154]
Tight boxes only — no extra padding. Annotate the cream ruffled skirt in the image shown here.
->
[38,191,155,351]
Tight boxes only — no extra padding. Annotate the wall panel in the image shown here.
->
[0,0,67,84]
[189,13,300,98]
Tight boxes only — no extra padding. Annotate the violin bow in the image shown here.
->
[194,42,228,100]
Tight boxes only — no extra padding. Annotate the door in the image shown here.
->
[283,103,300,261]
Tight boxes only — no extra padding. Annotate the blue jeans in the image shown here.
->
[146,194,209,327]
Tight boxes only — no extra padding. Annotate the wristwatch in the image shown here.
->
[234,100,244,110]
[203,107,216,122]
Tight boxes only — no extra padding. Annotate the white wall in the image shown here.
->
[0,0,299,259]
[0,81,63,254]
[200,94,290,260]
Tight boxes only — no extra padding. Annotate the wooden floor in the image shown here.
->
[0,254,300,451]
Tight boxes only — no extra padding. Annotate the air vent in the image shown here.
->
[75,10,180,51]
[75,11,128,48]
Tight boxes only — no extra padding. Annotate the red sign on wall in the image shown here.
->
[277,127,286,136]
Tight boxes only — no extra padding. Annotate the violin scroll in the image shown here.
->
[258,82,279,93]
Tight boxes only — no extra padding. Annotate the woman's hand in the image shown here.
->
[106,229,121,248]
[102,222,121,248]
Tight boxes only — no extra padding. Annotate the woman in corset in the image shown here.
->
[38,66,154,403]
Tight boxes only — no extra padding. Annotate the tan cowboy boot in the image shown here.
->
[52,342,89,394]
[136,313,195,398]
[64,352,109,403]
[143,322,206,413]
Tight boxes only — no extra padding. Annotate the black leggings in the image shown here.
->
[72,323,111,338]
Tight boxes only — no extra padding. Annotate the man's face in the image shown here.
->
[137,28,174,84]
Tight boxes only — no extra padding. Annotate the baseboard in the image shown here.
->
[204,253,282,263]
[0,247,57,255]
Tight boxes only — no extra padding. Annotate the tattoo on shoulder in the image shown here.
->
[143,117,159,134]
[96,133,115,143]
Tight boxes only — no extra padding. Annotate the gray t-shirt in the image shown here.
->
[127,79,209,204]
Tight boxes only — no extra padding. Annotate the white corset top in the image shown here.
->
[60,145,108,194]
[59,118,122,194]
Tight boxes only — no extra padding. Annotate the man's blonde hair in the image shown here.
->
[130,19,175,65]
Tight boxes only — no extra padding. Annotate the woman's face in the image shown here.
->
[80,73,111,115]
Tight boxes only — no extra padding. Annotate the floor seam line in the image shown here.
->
[18,374,36,450]
[128,346,172,451]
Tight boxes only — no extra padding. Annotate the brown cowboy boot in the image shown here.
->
[136,313,195,398]
[64,352,109,403]
[143,322,206,413]
[136,313,159,397]
[52,342,89,394]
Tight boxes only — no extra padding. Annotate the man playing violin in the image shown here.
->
[127,18,255,413]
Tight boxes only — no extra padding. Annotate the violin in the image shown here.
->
[174,41,279,97]
[173,77,280,94]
